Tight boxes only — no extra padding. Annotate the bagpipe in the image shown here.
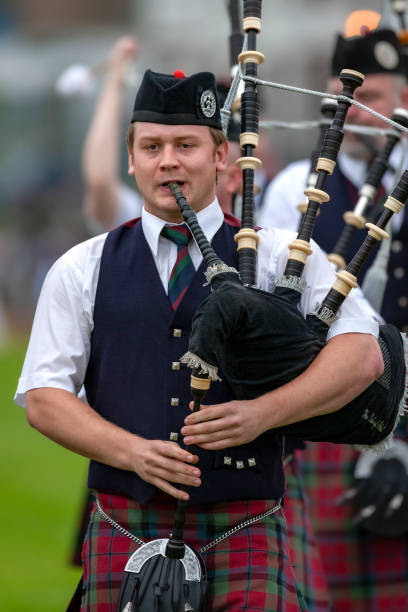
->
[174,0,408,449]
[296,96,338,222]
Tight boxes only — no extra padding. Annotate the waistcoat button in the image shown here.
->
[391,240,403,253]
[173,329,182,337]
[171,398,180,406]
[394,267,405,280]
[172,361,181,370]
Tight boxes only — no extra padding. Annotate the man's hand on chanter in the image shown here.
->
[131,437,201,500]
[182,399,264,450]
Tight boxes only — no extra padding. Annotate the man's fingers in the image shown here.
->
[182,416,231,437]
[156,440,199,463]
[140,440,201,489]
[199,438,235,451]
[151,460,201,483]
[154,479,190,501]
[154,467,201,488]
[146,447,201,477]
[185,403,223,423]
[183,429,232,446]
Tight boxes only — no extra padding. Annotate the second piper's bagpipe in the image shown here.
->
[170,0,408,449]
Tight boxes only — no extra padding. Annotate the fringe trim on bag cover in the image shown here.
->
[355,332,408,454]
[180,351,221,381]
[310,304,339,326]
[274,275,308,294]
[203,263,239,285]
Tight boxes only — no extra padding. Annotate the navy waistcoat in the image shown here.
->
[313,165,408,331]
[84,216,284,504]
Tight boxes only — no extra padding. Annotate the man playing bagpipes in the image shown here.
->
[78,42,330,608]
[78,22,331,607]
[15,68,383,611]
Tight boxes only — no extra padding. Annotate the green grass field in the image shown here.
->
[1,340,87,610]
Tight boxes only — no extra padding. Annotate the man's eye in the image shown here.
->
[360,93,380,103]
[146,144,158,151]
[180,143,192,149]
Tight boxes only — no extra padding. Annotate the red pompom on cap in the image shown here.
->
[173,69,185,79]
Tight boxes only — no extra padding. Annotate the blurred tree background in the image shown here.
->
[0,0,392,608]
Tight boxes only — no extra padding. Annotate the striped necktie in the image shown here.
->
[161,225,196,310]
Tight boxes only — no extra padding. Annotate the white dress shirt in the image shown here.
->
[15,198,378,408]
[258,147,406,233]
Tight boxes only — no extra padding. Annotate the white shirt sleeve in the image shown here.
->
[257,227,379,340]
[257,160,310,230]
[15,235,106,408]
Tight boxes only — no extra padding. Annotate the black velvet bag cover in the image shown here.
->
[187,276,324,398]
[184,273,406,447]
[279,321,405,445]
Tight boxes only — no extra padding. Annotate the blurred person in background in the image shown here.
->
[258,13,408,611]
[82,36,143,232]
[258,16,408,329]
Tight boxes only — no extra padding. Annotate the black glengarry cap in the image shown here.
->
[131,69,222,130]
[330,29,405,77]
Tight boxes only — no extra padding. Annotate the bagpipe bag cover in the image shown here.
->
[186,276,405,446]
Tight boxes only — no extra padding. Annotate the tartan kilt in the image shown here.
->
[79,490,311,611]
[284,454,330,611]
[301,441,408,612]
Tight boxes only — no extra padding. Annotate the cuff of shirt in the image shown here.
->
[327,316,379,341]
[14,374,77,408]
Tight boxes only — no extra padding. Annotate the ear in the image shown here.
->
[400,84,408,109]
[226,162,242,196]
[127,146,135,176]
[215,140,229,173]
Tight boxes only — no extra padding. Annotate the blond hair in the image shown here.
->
[126,124,227,152]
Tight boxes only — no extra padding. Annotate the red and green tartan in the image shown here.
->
[80,491,310,611]
[284,454,330,611]
[301,441,408,612]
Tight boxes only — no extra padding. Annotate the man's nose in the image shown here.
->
[347,100,367,124]
[159,145,179,170]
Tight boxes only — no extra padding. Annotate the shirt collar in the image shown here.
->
[142,198,224,256]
